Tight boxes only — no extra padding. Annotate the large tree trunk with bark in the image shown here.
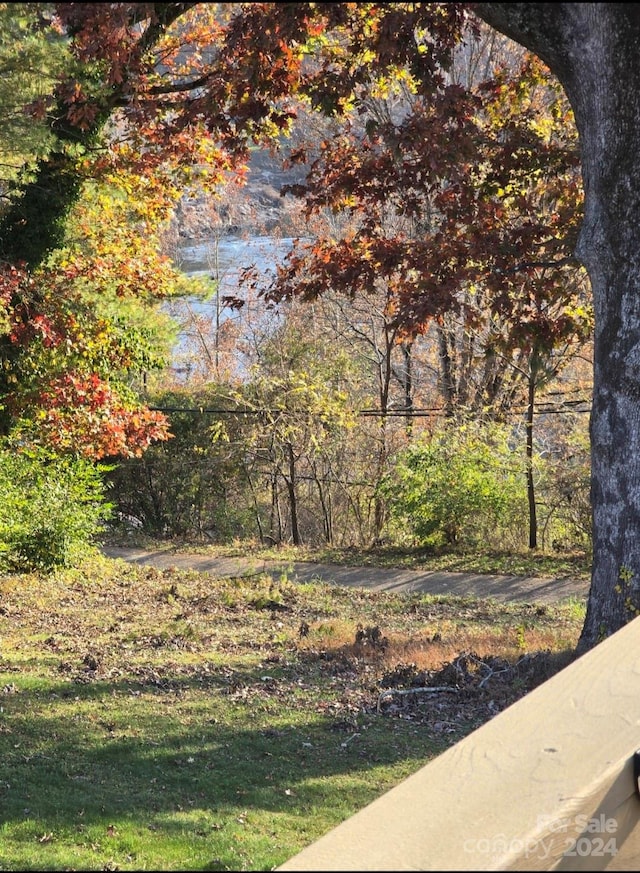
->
[475,3,640,651]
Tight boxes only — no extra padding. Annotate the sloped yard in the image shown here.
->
[0,553,583,870]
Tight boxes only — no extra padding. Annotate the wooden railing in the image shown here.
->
[277,615,640,871]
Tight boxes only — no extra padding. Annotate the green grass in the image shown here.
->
[0,551,586,870]
[0,683,431,870]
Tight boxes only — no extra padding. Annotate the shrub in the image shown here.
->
[380,421,527,549]
[104,387,254,541]
[535,416,592,551]
[0,448,112,571]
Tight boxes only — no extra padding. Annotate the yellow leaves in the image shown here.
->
[209,421,230,444]
[359,47,377,66]
[530,114,555,143]
[563,302,594,333]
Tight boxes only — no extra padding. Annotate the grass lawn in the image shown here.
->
[0,549,585,870]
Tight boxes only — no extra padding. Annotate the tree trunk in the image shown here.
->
[313,467,333,544]
[526,352,538,550]
[401,340,414,436]
[475,3,640,650]
[269,474,282,545]
[437,323,456,417]
[285,442,302,546]
[244,466,266,543]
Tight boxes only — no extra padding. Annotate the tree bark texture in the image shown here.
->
[526,351,538,551]
[475,4,640,650]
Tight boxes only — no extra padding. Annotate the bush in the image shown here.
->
[534,416,592,551]
[380,421,527,549]
[105,387,254,542]
[0,448,112,572]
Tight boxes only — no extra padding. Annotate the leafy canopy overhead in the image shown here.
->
[0,3,588,456]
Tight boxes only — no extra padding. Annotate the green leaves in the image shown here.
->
[0,3,71,181]
[0,446,112,571]
[381,421,526,548]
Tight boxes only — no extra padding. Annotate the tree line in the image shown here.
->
[0,3,637,652]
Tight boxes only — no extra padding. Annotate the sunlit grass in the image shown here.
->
[0,552,585,870]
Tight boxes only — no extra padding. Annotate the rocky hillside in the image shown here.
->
[171,144,308,244]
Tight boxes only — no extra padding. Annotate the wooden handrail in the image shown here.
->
[277,615,640,871]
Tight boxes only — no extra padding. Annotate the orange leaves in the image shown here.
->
[33,372,172,460]
[9,313,61,349]
[56,3,149,86]
[0,247,171,459]
[258,10,584,352]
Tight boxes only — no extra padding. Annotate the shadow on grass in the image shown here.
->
[0,667,442,831]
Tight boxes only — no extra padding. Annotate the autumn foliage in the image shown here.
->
[264,52,587,358]
[0,3,589,458]
[0,260,171,459]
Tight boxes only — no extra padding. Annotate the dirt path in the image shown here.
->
[103,545,590,605]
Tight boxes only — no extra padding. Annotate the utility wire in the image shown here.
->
[148,402,592,417]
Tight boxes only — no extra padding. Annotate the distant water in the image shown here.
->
[175,235,304,291]
[166,235,308,372]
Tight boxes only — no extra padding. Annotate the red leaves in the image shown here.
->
[1,4,588,449]
[0,264,31,310]
[10,313,61,349]
[56,3,151,86]
[33,373,172,460]
[66,98,100,132]
[259,20,585,352]
[0,258,171,459]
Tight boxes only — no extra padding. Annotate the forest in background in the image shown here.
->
[0,4,593,572]
[106,11,593,556]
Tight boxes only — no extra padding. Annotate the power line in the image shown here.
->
[148,402,592,418]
